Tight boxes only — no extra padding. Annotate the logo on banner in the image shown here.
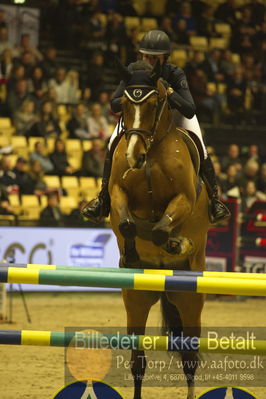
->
[197,386,258,398]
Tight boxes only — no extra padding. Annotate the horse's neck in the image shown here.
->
[154,106,172,143]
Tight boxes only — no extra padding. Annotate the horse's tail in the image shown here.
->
[160,293,183,338]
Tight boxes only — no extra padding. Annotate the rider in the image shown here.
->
[81,30,230,224]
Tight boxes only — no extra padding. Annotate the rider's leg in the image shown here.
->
[201,155,231,223]
[173,112,230,223]
[81,123,121,221]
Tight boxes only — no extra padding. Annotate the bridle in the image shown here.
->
[123,84,169,152]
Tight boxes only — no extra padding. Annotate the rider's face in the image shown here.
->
[141,53,164,66]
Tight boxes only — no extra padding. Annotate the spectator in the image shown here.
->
[173,2,197,36]
[98,91,117,124]
[105,12,127,56]
[0,27,14,55]
[240,180,266,212]
[49,138,75,176]
[12,157,28,190]
[221,144,242,172]
[159,17,178,43]
[124,27,139,65]
[0,156,19,194]
[6,64,26,91]
[19,51,36,79]
[40,47,59,80]
[48,68,72,104]
[240,159,260,186]
[117,0,137,16]
[82,11,105,51]
[39,192,65,227]
[220,50,235,79]
[214,0,238,24]
[28,66,48,93]
[30,141,54,174]
[85,52,106,101]
[231,7,256,55]
[20,159,47,195]
[201,49,224,82]
[220,163,240,193]
[175,19,190,46]
[0,49,14,80]
[6,78,31,117]
[13,100,38,136]
[197,5,217,38]
[30,101,61,138]
[81,138,105,177]
[188,69,223,122]
[246,0,265,26]
[67,102,90,139]
[15,33,43,63]
[226,67,247,114]
[65,69,80,104]
[257,163,266,193]
[213,159,226,187]
[185,50,204,78]
[87,103,110,139]
[243,144,261,164]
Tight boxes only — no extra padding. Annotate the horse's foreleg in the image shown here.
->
[122,290,160,399]
[111,184,136,238]
[152,193,194,254]
[111,184,139,264]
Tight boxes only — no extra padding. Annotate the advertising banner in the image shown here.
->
[0,227,120,291]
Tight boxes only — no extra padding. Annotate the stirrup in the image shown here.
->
[80,197,110,223]
[209,199,231,224]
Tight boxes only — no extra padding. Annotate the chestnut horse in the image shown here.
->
[109,61,210,399]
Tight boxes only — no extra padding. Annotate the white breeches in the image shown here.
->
[108,112,208,159]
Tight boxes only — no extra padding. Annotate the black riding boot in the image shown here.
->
[81,149,112,222]
[201,156,231,223]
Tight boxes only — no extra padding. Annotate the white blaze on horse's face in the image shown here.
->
[127,105,146,169]
[133,105,141,129]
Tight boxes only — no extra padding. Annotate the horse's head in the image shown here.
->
[117,60,169,169]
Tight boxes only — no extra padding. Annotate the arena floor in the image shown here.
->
[0,292,265,399]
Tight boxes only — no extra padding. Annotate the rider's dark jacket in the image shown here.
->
[111,63,196,119]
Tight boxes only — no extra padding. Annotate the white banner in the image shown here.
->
[0,227,120,291]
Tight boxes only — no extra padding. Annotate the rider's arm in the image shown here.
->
[164,65,196,119]
[110,80,125,113]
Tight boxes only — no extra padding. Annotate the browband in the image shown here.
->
[124,85,158,104]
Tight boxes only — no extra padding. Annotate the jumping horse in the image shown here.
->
[109,60,211,399]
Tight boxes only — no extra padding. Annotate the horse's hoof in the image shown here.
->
[152,228,169,246]
[119,219,137,239]
[165,238,181,254]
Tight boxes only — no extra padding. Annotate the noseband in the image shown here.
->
[123,85,168,151]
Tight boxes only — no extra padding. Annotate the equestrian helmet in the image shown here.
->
[139,30,171,55]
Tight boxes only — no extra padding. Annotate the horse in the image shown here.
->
[109,60,211,399]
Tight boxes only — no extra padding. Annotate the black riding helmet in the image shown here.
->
[138,30,171,55]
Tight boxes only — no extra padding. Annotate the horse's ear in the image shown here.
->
[114,57,133,84]
[149,59,162,84]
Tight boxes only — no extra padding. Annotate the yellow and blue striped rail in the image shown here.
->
[0,329,266,355]
[0,266,266,296]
